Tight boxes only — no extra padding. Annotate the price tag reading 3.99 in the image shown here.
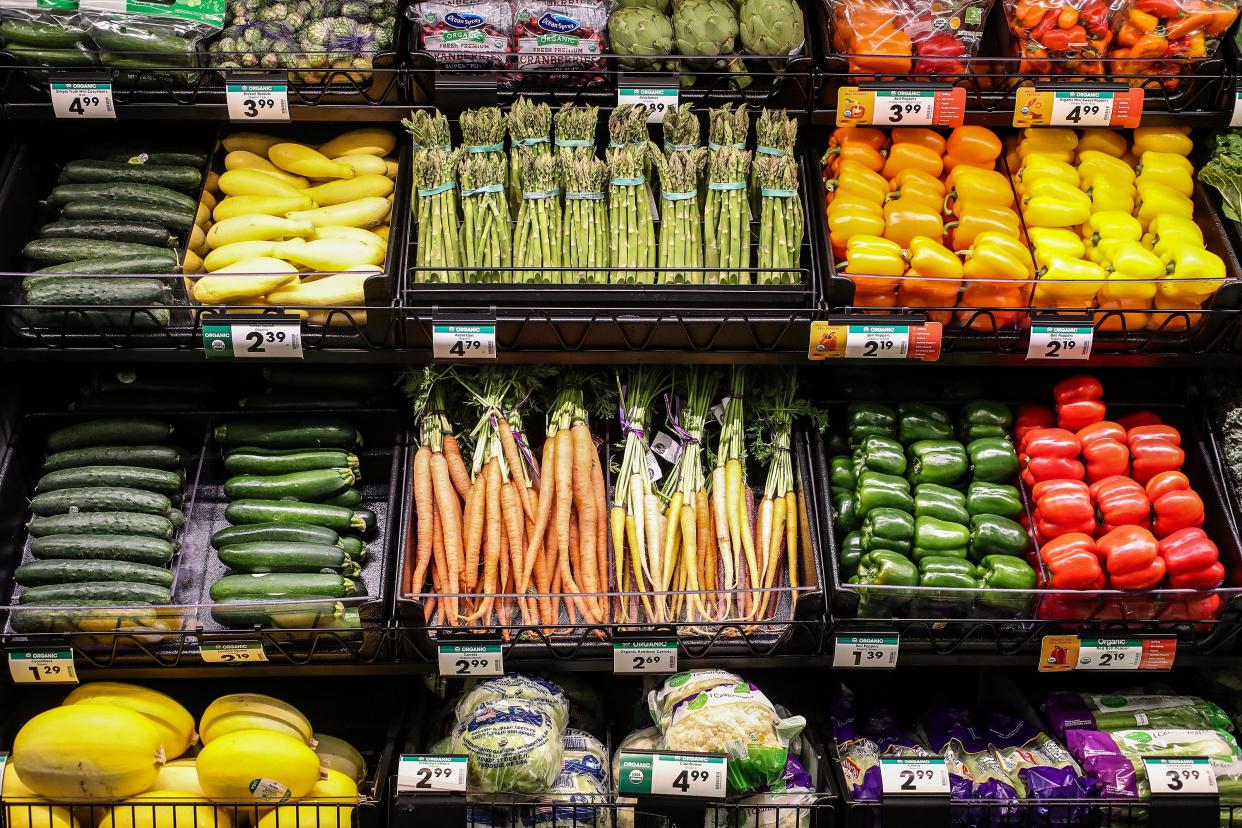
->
[226,84,290,121]
[1144,757,1218,795]
[880,758,950,796]
[397,755,469,794]
[873,90,934,126]
[437,643,503,676]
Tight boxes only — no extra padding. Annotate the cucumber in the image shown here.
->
[223,448,360,476]
[170,508,185,530]
[1,19,87,48]
[356,508,377,534]
[23,238,179,266]
[92,28,194,64]
[104,151,207,167]
[40,220,172,247]
[214,418,360,449]
[225,499,365,533]
[340,535,365,560]
[19,581,172,605]
[210,573,356,600]
[28,511,173,539]
[212,521,341,548]
[34,255,181,276]
[16,559,173,587]
[7,45,97,67]
[210,597,344,629]
[61,199,195,233]
[60,161,201,192]
[317,488,362,508]
[36,465,182,496]
[240,393,363,410]
[11,601,156,634]
[48,182,197,214]
[48,418,172,451]
[26,278,172,307]
[31,534,175,565]
[43,444,187,472]
[217,542,359,575]
[223,468,353,502]
[92,143,208,166]
[23,307,171,329]
[29,486,171,517]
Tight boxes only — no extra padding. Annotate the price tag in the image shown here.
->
[617,87,678,123]
[880,758,950,795]
[646,450,663,482]
[844,324,909,358]
[432,324,497,360]
[649,431,682,464]
[226,83,289,121]
[1076,637,1142,670]
[50,81,114,119]
[1013,87,1143,128]
[203,315,303,359]
[1039,635,1177,672]
[437,643,503,676]
[711,397,730,425]
[397,755,468,793]
[616,751,727,799]
[1027,323,1093,360]
[837,86,966,128]
[1051,91,1114,126]
[199,641,268,663]
[1231,91,1242,127]
[8,650,78,684]
[1145,757,1218,795]
[613,641,678,674]
[809,320,942,362]
[832,634,898,668]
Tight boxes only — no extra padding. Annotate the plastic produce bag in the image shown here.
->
[649,669,746,728]
[0,0,96,67]
[1002,0,1124,75]
[525,768,608,828]
[562,729,609,783]
[451,698,565,793]
[1043,692,1233,738]
[830,0,992,76]
[513,0,608,72]
[1065,727,1242,798]
[1110,0,1238,82]
[456,674,571,732]
[411,0,513,69]
[78,0,224,68]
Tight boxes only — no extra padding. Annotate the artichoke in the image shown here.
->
[672,0,743,83]
[738,0,804,56]
[616,0,671,13]
[609,7,673,69]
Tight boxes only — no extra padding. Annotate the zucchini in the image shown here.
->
[26,278,172,306]
[48,182,197,214]
[340,535,365,560]
[317,488,362,508]
[223,447,360,476]
[11,601,156,634]
[223,468,353,502]
[210,572,356,600]
[211,597,344,629]
[92,143,208,166]
[356,508,378,534]
[15,559,174,588]
[40,220,172,247]
[214,418,360,449]
[47,418,172,451]
[35,465,182,496]
[19,581,172,605]
[1,19,87,48]
[60,160,201,192]
[104,151,207,167]
[217,542,359,575]
[33,255,181,276]
[29,486,171,517]
[23,238,178,265]
[27,511,173,539]
[71,396,203,413]
[212,521,341,548]
[7,45,97,67]
[61,199,195,233]
[31,534,175,565]
[43,444,187,472]
[240,393,363,410]
[225,499,366,533]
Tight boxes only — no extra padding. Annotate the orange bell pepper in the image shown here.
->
[823,142,886,174]
[848,28,913,74]
[882,142,943,180]
[891,127,946,155]
[958,284,1027,330]
[890,168,946,198]
[854,288,900,309]
[946,205,1022,250]
[946,126,1003,166]
[883,197,945,247]
[831,127,888,152]
[1165,11,1211,39]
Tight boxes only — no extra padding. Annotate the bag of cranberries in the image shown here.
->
[411,0,514,70]
[512,0,610,72]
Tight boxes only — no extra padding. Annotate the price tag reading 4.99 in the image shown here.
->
[432,324,497,360]
[617,752,727,799]
[8,650,78,685]
[880,758,950,796]
[226,83,289,121]
[437,643,503,676]
[397,755,469,794]
[50,81,114,119]
[1144,758,1218,795]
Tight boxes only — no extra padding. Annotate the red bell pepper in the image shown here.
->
[1131,439,1185,484]
[1040,532,1104,589]
[1089,475,1150,532]
[1058,399,1107,432]
[1032,479,1095,523]
[1117,410,1163,429]
[1160,592,1221,622]
[913,32,967,75]
[1078,421,1128,447]
[1145,470,1192,501]
[1158,527,1223,589]
[1082,437,1130,483]
[1152,489,1205,537]
[1022,427,1086,486]
[1016,404,1056,450]
[1098,525,1165,589]
[1053,375,1104,403]
[1127,424,1182,447]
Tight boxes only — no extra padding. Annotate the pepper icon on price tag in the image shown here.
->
[1013,87,1144,128]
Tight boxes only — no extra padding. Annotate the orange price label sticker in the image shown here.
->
[837,87,966,128]
[808,320,942,361]
[1013,87,1144,129]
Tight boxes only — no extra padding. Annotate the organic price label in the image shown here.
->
[616,752,727,798]
[1013,87,1143,129]
[203,316,303,359]
[832,634,899,668]
[226,83,289,121]
[8,650,78,684]
[617,87,678,123]
[613,641,678,674]
[1076,637,1142,670]
[1038,635,1177,672]
[1027,324,1093,360]
[397,755,469,793]
[646,450,663,482]
[437,643,503,676]
[199,641,268,663]
[50,81,114,118]
[1144,758,1218,795]
[879,758,950,795]
[1232,91,1242,127]
[837,86,965,128]
[845,324,909,358]
[809,321,942,362]
[432,324,497,360]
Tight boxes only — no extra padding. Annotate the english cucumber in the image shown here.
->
[317,488,362,508]
[31,534,175,565]
[223,447,360,476]
[47,418,172,450]
[104,151,207,167]
[7,45,96,67]
[40,220,172,247]
[29,486,171,517]
[210,597,344,629]
[16,558,174,587]
[23,237,178,265]
[356,508,377,534]
[48,182,197,214]
[210,572,356,600]
[27,511,173,539]
[61,199,196,233]
[91,29,194,64]
[214,418,360,449]
[43,444,187,472]
[35,465,182,496]
[217,542,359,575]
[225,499,366,532]
[223,468,353,501]
[19,581,172,605]
[340,535,365,560]
[59,160,201,191]
[212,521,341,548]
[33,255,181,275]
[11,601,156,634]
[0,19,88,48]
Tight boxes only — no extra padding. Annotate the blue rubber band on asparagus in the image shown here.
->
[418,182,456,197]
[611,176,646,186]
[756,145,787,156]
[466,143,504,153]
[708,181,747,190]
[661,190,697,201]
[522,188,561,199]
[760,188,798,198]
[556,138,593,147]
[565,191,606,200]
[462,183,505,196]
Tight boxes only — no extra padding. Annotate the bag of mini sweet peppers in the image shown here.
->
[1004,0,1127,75]
[1112,0,1238,80]
[0,0,96,67]
[78,0,224,69]
[831,0,993,77]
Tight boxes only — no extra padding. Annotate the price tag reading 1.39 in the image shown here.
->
[1144,757,1218,795]
[397,755,469,794]
[832,634,899,668]
[432,324,497,360]
[50,81,115,119]
[437,643,503,676]
[617,752,727,799]
[226,83,290,121]
[880,757,950,796]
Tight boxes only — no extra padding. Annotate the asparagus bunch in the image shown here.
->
[403,109,451,220]
[703,145,752,284]
[554,104,599,161]
[460,152,512,283]
[652,147,706,284]
[608,104,649,148]
[508,97,552,214]
[607,144,657,284]
[560,154,610,285]
[707,103,749,152]
[513,149,563,284]
[413,148,464,283]
[754,152,803,285]
[460,106,508,183]
[661,104,701,153]
[752,108,797,209]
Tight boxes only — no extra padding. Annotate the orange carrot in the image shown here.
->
[431,509,451,625]
[499,418,536,523]
[461,476,485,592]
[431,451,463,620]
[443,434,472,501]
[555,426,596,622]
[498,529,510,629]
[588,438,609,621]
[521,438,556,594]
[410,445,434,597]
[462,459,502,623]
[501,480,533,626]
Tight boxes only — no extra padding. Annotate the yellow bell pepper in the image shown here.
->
[1136,168,1194,198]
[1096,298,1152,332]
[1030,228,1087,267]
[963,241,1031,282]
[1085,179,1137,215]
[1034,255,1106,306]
[1017,157,1080,193]
[1145,215,1204,258]
[827,160,889,204]
[844,234,906,293]
[1135,182,1195,230]
[1018,128,1078,161]
[1097,240,1161,302]
[1160,245,1226,304]
[974,231,1036,277]
[1131,128,1194,157]
[1075,130,1129,159]
[1085,211,1144,245]
[1078,151,1136,187]
[1022,185,1092,228]
[1138,151,1195,177]
[902,236,962,302]
[943,167,1015,213]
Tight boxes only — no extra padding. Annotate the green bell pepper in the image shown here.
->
[918,555,981,589]
[833,489,861,533]
[855,435,907,477]
[848,402,896,447]
[830,455,856,491]
[855,550,919,586]
[968,514,1030,561]
[959,399,1013,442]
[977,554,1036,590]
[914,484,970,525]
[966,482,1024,519]
[914,515,970,552]
[967,438,1020,484]
[907,440,968,487]
[861,507,915,555]
[913,545,968,562]
[897,402,954,444]
[856,470,913,518]
[840,531,864,575]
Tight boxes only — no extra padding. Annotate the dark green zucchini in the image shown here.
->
[61,199,196,233]
[35,465,182,496]
[223,448,360,476]
[169,508,184,531]
[210,597,344,629]
[217,542,359,575]
[33,255,181,275]
[43,444,187,472]
[47,418,172,451]
[224,499,366,533]
[213,418,360,449]
[15,558,173,587]
[29,486,171,517]
[104,151,206,167]
[48,182,197,214]
[210,572,356,600]
[31,534,175,565]
[223,468,353,502]
[19,581,172,605]
[317,488,362,508]
[27,511,173,539]
[59,160,201,191]
[212,521,341,548]
[40,220,172,247]
[356,508,377,534]
[340,535,365,560]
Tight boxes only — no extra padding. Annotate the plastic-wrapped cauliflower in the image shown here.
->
[455,674,571,732]
[451,698,565,793]
[648,670,745,729]
[562,729,608,783]
[525,768,608,828]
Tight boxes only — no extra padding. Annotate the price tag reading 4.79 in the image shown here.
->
[880,758,950,796]
[1144,757,1218,795]
[432,324,497,360]
[397,755,469,794]
[437,643,503,676]
[8,650,78,685]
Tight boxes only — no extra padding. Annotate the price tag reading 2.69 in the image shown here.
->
[397,755,468,794]
[437,643,503,676]
[613,641,678,674]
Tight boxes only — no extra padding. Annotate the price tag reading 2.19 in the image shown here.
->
[437,643,503,676]
[845,324,910,358]
[1027,323,1093,361]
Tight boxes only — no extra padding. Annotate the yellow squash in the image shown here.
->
[64,682,197,759]
[196,730,321,802]
[192,258,299,305]
[268,143,354,180]
[213,195,317,222]
[317,128,395,159]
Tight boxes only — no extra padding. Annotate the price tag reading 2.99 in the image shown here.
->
[397,755,469,794]
[437,643,503,676]
[880,757,950,796]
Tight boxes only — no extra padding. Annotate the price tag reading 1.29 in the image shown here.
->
[613,641,678,674]
[397,755,469,793]
[432,324,497,360]
[226,83,290,121]
[50,81,115,119]
[880,758,951,796]
[845,324,910,358]
[617,752,727,799]
[1144,757,1218,795]
[437,643,503,676]
[832,634,899,668]
[1027,324,1093,361]
[8,650,78,685]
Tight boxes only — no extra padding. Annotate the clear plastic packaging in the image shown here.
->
[78,0,225,69]
[830,0,992,76]
[411,0,514,69]
[513,0,609,71]
[1002,0,1126,74]
[0,0,96,68]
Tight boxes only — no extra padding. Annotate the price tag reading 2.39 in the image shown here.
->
[203,315,303,359]
[397,755,469,794]
[226,83,290,121]
[437,643,503,676]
